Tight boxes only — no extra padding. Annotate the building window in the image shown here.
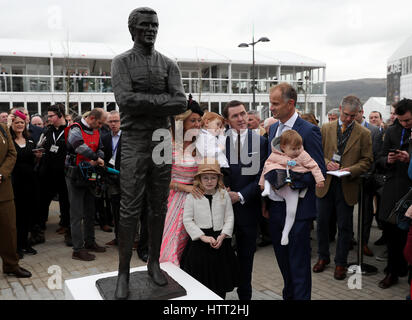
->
[107,102,116,112]
[81,102,92,114]
[41,102,51,115]
[27,102,39,116]
[0,102,10,112]
[211,102,219,115]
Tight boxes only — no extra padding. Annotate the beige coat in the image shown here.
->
[0,123,19,271]
[183,189,234,241]
[0,123,17,202]
[315,120,373,206]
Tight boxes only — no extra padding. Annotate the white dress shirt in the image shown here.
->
[229,128,249,205]
[111,130,121,161]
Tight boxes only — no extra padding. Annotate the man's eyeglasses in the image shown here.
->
[108,120,120,123]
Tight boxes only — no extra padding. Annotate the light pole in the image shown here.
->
[238,36,270,110]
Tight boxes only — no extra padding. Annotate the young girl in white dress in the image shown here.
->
[180,159,239,299]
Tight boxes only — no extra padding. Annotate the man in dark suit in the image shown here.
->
[354,106,383,257]
[376,99,412,288]
[223,100,267,300]
[265,83,326,300]
[102,110,122,244]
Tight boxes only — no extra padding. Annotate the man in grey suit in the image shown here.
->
[354,105,383,257]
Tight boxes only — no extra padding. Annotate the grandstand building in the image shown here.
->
[387,34,412,106]
[0,39,327,122]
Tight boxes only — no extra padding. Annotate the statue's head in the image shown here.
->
[128,7,158,47]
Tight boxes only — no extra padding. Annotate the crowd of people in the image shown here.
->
[0,82,411,300]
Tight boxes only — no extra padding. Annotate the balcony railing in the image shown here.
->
[0,74,325,95]
[0,74,112,93]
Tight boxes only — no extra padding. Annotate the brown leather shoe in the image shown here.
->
[72,249,95,261]
[3,266,32,278]
[56,227,67,234]
[105,239,118,246]
[100,225,113,232]
[85,242,106,253]
[313,259,330,273]
[378,274,398,289]
[334,266,347,280]
[363,245,374,257]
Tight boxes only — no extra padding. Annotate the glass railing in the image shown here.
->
[0,74,112,93]
[0,74,325,95]
[53,76,112,93]
[0,75,52,92]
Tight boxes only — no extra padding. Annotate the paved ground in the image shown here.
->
[0,202,410,300]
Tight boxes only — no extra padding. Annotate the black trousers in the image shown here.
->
[317,178,354,266]
[362,190,380,245]
[95,194,113,227]
[384,222,409,277]
[39,171,70,228]
[15,197,30,250]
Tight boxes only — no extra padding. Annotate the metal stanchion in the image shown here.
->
[348,173,378,275]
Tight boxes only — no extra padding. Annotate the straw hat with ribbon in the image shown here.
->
[194,158,222,178]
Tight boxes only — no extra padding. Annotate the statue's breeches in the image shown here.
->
[119,130,171,227]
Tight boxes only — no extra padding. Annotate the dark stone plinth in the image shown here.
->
[95,270,187,300]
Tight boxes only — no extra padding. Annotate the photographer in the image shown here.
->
[65,108,107,261]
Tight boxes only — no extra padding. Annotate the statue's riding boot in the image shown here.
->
[147,213,167,286]
[114,222,137,299]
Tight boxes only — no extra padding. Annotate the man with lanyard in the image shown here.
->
[65,108,107,261]
[376,98,412,289]
[36,104,71,246]
[314,95,372,282]
[354,105,383,257]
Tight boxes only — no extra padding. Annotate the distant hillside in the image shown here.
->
[326,78,386,111]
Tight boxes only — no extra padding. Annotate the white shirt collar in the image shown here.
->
[281,112,299,129]
[112,129,121,137]
[81,117,90,128]
[229,128,248,146]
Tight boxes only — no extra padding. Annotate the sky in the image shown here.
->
[1,0,412,81]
